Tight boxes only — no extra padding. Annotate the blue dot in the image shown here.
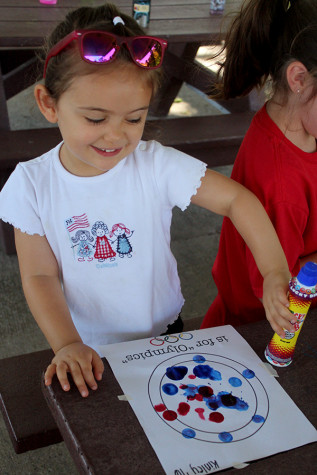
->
[166,366,188,381]
[193,355,206,363]
[182,428,196,439]
[252,414,265,423]
[218,432,233,443]
[162,383,178,395]
[242,369,255,379]
[228,377,242,387]
[193,364,222,380]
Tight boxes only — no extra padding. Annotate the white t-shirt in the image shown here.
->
[0,140,206,351]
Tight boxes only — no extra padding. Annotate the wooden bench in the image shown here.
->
[0,111,253,254]
[0,317,203,454]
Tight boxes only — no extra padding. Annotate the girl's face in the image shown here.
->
[53,63,152,176]
[96,228,105,237]
[114,228,124,236]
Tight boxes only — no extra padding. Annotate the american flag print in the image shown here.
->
[65,213,90,233]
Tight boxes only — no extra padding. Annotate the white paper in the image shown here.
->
[99,326,317,474]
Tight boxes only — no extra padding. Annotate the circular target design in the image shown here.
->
[148,353,269,443]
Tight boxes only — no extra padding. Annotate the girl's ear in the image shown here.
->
[34,84,58,123]
[286,61,308,93]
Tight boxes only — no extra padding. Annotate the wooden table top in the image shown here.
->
[0,0,241,47]
[43,314,317,474]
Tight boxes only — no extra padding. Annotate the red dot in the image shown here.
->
[154,404,166,412]
[209,412,224,423]
[188,374,196,379]
[163,410,178,421]
[178,402,190,416]
[194,394,204,401]
[195,408,205,420]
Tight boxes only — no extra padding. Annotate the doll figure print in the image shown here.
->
[110,223,134,258]
[71,230,94,261]
[91,221,116,262]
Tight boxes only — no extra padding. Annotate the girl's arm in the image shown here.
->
[14,229,104,397]
[191,169,293,337]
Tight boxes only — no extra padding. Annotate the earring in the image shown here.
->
[297,89,301,94]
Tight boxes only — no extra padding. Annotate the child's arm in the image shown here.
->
[191,169,292,337]
[14,229,104,397]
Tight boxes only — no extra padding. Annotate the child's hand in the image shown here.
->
[262,269,293,338]
[44,342,104,397]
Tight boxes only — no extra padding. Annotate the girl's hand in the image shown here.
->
[44,342,104,397]
[262,269,293,338]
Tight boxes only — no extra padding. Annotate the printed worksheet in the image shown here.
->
[99,326,317,474]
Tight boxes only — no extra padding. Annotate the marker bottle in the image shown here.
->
[210,0,226,15]
[265,261,317,367]
[132,1,151,28]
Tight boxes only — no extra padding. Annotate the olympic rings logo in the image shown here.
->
[150,332,194,346]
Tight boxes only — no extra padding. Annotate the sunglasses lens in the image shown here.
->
[131,38,162,68]
[82,33,117,63]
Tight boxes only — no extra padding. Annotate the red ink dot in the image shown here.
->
[178,402,190,416]
[209,412,224,423]
[188,374,196,379]
[163,410,178,421]
[154,404,166,412]
[195,408,205,420]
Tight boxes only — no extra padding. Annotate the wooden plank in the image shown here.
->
[0,18,229,47]
[0,0,212,7]
[0,349,62,453]
[0,63,10,130]
[0,113,253,167]
[0,5,213,21]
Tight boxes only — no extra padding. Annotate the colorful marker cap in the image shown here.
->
[297,262,317,287]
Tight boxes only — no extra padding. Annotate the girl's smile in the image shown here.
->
[41,62,153,176]
[91,146,123,158]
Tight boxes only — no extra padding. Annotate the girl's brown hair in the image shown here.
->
[39,3,162,101]
[214,0,317,99]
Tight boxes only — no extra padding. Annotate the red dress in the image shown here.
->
[94,236,116,260]
[202,105,317,329]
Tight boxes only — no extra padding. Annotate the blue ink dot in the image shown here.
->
[218,391,249,411]
[162,383,178,395]
[228,377,242,387]
[218,432,233,443]
[242,369,255,379]
[166,366,188,381]
[252,414,265,423]
[182,428,196,439]
[181,384,197,399]
[193,364,222,381]
[193,355,206,363]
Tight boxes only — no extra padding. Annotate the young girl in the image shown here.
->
[0,3,292,397]
[202,0,317,330]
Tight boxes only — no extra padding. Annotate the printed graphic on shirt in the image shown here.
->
[65,214,134,265]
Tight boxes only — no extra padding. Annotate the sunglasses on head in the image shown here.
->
[43,29,168,78]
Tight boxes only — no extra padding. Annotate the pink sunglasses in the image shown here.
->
[44,29,168,78]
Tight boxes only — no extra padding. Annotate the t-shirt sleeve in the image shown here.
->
[246,201,305,298]
[150,141,207,211]
[0,164,45,236]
